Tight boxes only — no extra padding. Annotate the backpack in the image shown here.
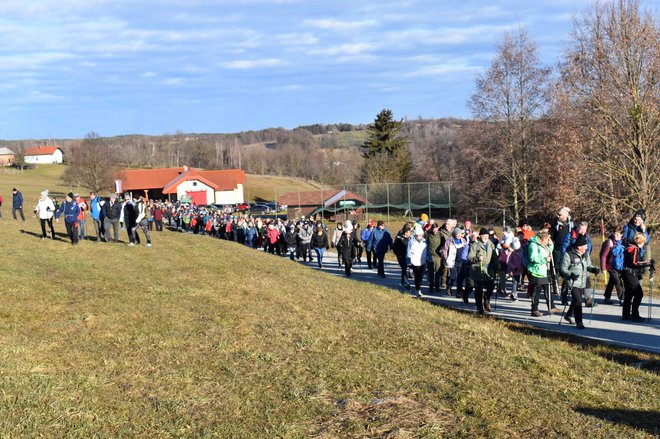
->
[609,240,624,271]
[522,243,530,268]
[0,195,3,205]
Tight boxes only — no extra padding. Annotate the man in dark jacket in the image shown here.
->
[560,234,600,329]
[467,228,498,315]
[123,194,137,245]
[426,223,443,293]
[55,192,81,244]
[368,221,393,278]
[12,188,25,221]
[103,193,123,242]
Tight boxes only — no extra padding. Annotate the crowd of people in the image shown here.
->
[6,187,655,328]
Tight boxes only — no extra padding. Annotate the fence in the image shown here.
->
[272,181,453,223]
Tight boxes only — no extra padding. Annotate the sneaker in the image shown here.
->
[416,290,422,298]
[509,294,518,302]
[603,298,612,305]
[146,243,152,248]
[630,316,646,322]
[128,242,135,246]
[576,322,585,329]
[484,302,491,312]
[531,310,543,317]
[550,307,562,314]
[563,314,574,324]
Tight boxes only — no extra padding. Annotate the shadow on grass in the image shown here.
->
[503,322,660,374]
[20,229,69,241]
[574,407,660,435]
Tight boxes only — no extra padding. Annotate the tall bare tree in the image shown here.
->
[63,132,120,192]
[467,27,552,225]
[559,0,659,227]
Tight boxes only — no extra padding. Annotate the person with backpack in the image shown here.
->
[551,207,573,304]
[507,238,524,301]
[621,232,655,322]
[361,219,375,269]
[560,234,600,329]
[368,220,393,278]
[89,191,104,242]
[55,192,81,245]
[467,228,498,315]
[600,227,625,305]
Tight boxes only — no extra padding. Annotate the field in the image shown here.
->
[244,174,321,202]
[0,166,659,437]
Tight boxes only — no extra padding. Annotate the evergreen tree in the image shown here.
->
[361,109,411,183]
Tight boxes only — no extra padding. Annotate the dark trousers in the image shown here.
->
[457,262,473,301]
[567,287,585,323]
[343,257,353,276]
[412,265,425,291]
[65,221,78,244]
[300,243,312,261]
[366,249,375,269]
[132,219,151,244]
[376,253,386,276]
[621,270,644,318]
[13,207,25,221]
[604,270,624,301]
[155,219,163,231]
[530,275,554,311]
[104,218,120,242]
[427,260,442,291]
[397,257,409,286]
[40,218,55,239]
[92,219,104,241]
[474,280,491,312]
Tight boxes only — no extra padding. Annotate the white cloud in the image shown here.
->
[303,18,379,31]
[223,58,283,69]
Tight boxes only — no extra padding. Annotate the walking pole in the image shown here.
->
[589,272,598,325]
[649,266,655,321]
[559,278,573,326]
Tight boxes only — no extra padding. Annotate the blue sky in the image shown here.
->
[0,0,597,140]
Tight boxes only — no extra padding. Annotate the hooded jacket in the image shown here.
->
[527,236,554,279]
[559,249,593,289]
[467,239,497,281]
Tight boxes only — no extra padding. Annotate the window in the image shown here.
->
[193,181,197,187]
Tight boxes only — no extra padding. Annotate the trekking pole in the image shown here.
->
[589,272,598,325]
[559,278,574,326]
[649,267,655,321]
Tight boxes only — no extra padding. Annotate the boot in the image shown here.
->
[484,300,491,313]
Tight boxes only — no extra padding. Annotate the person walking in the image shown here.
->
[407,225,428,297]
[103,193,122,242]
[393,226,412,288]
[622,210,651,258]
[368,220,393,278]
[467,228,498,315]
[621,233,655,322]
[123,194,138,245]
[551,207,573,304]
[426,223,443,293]
[133,196,152,247]
[337,220,357,277]
[560,235,600,329]
[361,219,375,269]
[34,190,55,239]
[298,222,313,262]
[12,188,25,221]
[55,193,81,245]
[89,191,104,242]
[310,223,329,268]
[599,227,625,305]
[74,194,88,240]
[527,230,560,317]
[331,222,344,267]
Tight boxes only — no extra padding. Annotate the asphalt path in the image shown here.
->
[299,250,660,354]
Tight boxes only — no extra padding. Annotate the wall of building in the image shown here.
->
[214,183,244,205]
[176,180,214,205]
[24,150,63,164]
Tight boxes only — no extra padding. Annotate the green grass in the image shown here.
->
[0,166,659,437]
[245,174,321,202]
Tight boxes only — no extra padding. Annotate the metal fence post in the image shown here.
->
[428,182,431,219]
[386,183,390,222]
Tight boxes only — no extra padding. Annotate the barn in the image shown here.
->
[23,146,64,164]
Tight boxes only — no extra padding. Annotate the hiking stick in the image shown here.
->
[559,278,574,326]
[589,272,598,325]
[648,270,654,321]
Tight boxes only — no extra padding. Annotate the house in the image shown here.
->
[115,166,246,205]
[0,147,15,166]
[23,146,64,164]
[278,188,367,220]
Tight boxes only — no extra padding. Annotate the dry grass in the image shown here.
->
[0,166,658,437]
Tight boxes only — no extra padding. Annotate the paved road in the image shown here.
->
[300,251,660,354]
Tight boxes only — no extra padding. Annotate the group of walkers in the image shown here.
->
[9,186,656,327]
[27,188,156,247]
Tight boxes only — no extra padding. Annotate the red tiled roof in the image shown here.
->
[162,169,246,194]
[278,189,366,207]
[24,146,62,156]
[116,167,192,191]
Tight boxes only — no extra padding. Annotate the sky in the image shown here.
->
[0,0,600,140]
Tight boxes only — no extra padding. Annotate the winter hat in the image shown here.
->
[344,220,353,232]
[420,213,429,222]
[12,188,17,192]
[574,234,588,247]
[368,219,375,227]
[503,226,511,234]
[511,238,521,251]
[634,209,646,221]
[124,193,131,200]
[479,228,489,236]
[67,192,74,199]
[40,190,48,197]
[452,227,463,237]
[414,225,424,236]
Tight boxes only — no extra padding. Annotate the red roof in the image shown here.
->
[116,167,192,191]
[163,169,246,194]
[24,146,62,156]
[278,189,366,207]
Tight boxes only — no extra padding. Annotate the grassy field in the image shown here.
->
[0,166,659,437]
[245,174,321,202]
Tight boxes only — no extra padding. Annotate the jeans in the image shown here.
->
[104,218,120,242]
[314,247,324,267]
[288,246,297,261]
[78,219,86,239]
[92,219,104,241]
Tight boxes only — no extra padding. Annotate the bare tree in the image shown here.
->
[63,132,120,192]
[559,0,659,227]
[467,27,552,225]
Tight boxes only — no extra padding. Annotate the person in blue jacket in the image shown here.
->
[361,219,375,269]
[55,192,81,244]
[12,188,25,221]
[368,220,393,277]
[561,221,593,257]
[622,210,651,258]
[89,191,104,242]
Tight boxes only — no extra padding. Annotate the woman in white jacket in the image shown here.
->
[35,190,55,239]
[407,225,428,297]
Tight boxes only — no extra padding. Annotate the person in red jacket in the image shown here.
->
[266,223,280,254]
[152,201,165,231]
[75,194,88,240]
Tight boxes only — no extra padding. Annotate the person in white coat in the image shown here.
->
[34,190,56,240]
[407,225,428,297]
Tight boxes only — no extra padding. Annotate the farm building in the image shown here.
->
[116,166,246,204]
[0,147,15,166]
[23,146,64,164]
[278,189,367,220]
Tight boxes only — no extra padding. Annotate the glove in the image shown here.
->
[588,267,601,275]
[570,273,579,281]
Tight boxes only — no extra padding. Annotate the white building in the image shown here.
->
[23,146,64,164]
